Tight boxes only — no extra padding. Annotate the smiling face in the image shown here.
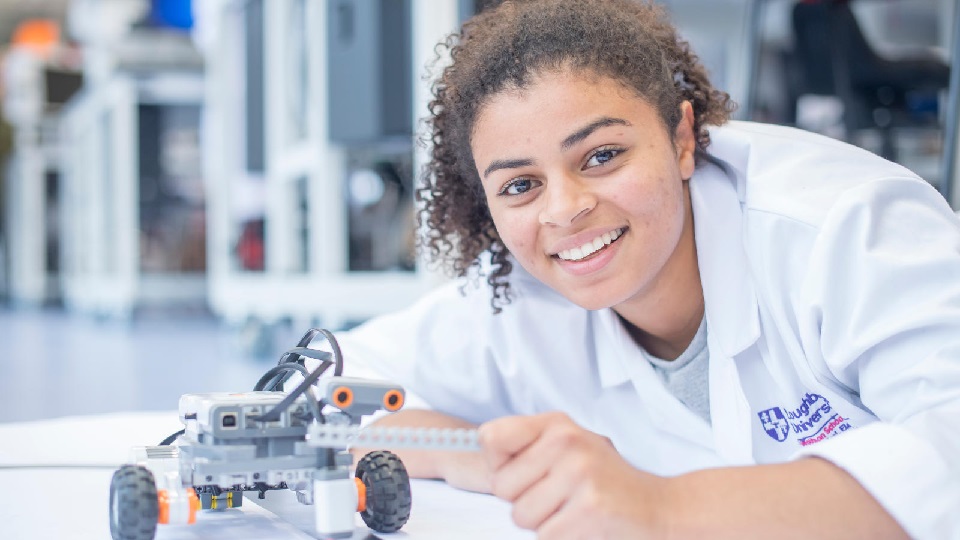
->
[471,68,700,332]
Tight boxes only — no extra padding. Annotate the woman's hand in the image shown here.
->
[478,412,668,539]
[479,412,911,540]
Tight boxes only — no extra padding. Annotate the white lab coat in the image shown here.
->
[335,122,960,539]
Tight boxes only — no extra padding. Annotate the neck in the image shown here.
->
[614,183,704,360]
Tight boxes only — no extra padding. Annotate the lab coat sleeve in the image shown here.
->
[795,177,960,539]
[328,278,526,425]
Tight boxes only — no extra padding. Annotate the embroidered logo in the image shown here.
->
[759,393,854,445]
[758,407,790,442]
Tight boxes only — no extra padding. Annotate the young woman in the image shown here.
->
[334,0,960,537]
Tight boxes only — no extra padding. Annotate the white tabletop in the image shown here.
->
[0,412,533,540]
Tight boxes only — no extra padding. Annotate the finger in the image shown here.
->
[507,464,570,531]
[489,448,550,502]
[490,416,582,501]
[479,414,549,453]
[536,503,591,540]
[480,412,577,458]
[535,485,611,540]
[477,414,553,470]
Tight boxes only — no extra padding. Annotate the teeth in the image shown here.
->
[557,228,623,261]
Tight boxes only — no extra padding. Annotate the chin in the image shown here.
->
[562,290,618,312]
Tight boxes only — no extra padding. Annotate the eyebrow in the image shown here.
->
[483,158,534,179]
[561,117,631,150]
[481,116,631,179]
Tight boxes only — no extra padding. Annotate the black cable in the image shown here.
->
[286,328,343,376]
[296,328,322,348]
[316,328,345,376]
[159,429,185,446]
[255,328,343,422]
[265,327,340,391]
[249,360,334,423]
[259,349,332,391]
[284,347,336,364]
[254,363,314,392]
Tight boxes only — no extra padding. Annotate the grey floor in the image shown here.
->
[0,306,302,424]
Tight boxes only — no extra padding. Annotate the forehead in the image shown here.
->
[470,69,664,146]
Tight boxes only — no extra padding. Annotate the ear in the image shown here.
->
[674,101,696,180]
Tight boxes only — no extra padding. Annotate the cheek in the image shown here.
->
[616,175,685,236]
[650,182,686,235]
[616,177,673,217]
[489,210,535,255]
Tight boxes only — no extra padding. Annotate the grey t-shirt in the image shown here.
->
[642,316,711,424]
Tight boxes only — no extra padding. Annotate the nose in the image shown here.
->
[538,176,597,227]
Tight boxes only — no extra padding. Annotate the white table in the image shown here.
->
[0,412,533,540]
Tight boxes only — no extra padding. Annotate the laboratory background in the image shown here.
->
[0,0,956,425]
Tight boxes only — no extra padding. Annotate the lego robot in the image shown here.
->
[108,328,473,540]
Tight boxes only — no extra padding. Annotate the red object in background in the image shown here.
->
[235,219,265,271]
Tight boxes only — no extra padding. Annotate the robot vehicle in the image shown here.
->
[109,328,415,540]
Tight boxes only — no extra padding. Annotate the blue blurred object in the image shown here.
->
[150,0,193,30]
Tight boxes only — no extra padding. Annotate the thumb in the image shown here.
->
[477,414,551,470]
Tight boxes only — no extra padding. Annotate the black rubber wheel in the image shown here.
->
[355,450,412,533]
[109,464,159,540]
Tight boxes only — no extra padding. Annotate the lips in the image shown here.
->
[556,228,625,261]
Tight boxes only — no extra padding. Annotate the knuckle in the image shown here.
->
[566,453,594,481]
[551,424,582,448]
[578,485,605,515]
[545,410,571,423]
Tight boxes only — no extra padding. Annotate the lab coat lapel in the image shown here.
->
[690,144,762,465]
[592,309,714,450]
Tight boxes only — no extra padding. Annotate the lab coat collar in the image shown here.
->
[592,287,716,450]
[690,128,762,358]
[593,308,632,388]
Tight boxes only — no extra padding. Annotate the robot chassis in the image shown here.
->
[108,329,479,540]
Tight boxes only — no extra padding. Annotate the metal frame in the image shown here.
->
[203,0,457,330]
[59,76,137,316]
[59,71,206,317]
[2,51,68,305]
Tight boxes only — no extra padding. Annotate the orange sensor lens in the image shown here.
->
[332,386,354,408]
[383,390,404,412]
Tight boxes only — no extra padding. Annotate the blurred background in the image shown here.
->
[0,0,956,424]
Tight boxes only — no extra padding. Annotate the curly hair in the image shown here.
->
[416,0,736,312]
